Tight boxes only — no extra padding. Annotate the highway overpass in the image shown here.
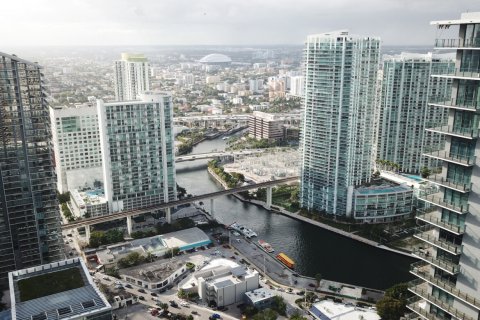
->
[62,176,299,239]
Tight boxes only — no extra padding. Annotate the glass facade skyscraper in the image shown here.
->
[300,31,380,216]
[376,53,455,173]
[407,13,480,320]
[97,92,176,213]
[0,53,63,283]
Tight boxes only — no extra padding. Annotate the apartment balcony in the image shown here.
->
[434,38,480,49]
[410,262,480,311]
[412,249,460,275]
[416,208,466,235]
[408,280,475,320]
[414,226,463,255]
[432,68,480,80]
[425,175,472,193]
[406,296,443,320]
[428,98,479,112]
[426,125,479,139]
[423,150,476,167]
[418,192,469,215]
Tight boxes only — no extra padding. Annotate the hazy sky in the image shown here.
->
[0,0,477,46]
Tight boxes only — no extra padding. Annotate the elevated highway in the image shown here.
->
[62,176,299,238]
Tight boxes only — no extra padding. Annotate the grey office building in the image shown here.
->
[376,53,454,173]
[408,12,480,320]
[0,53,63,283]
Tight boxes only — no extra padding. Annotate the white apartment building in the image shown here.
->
[50,104,103,193]
[114,53,150,101]
[97,92,177,213]
[181,259,259,307]
[289,75,304,97]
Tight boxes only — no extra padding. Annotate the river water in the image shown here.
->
[175,137,416,290]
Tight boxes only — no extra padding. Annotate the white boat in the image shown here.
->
[258,240,275,253]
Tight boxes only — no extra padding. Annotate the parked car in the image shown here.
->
[151,292,158,297]
[125,284,132,289]
[210,313,221,319]
[138,296,145,301]
[138,288,146,293]
[169,300,178,308]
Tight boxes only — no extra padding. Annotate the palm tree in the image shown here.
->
[315,273,322,289]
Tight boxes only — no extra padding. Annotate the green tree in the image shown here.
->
[420,167,431,178]
[57,192,71,204]
[89,231,106,247]
[376,283,410,320]
[290,312,307,320]
[272,296,287,316]
[252,308,278,320]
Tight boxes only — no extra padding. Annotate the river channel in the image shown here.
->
[175,137,416,290]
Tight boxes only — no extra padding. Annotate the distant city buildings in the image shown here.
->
[98,92,177,213]
[289,75,304,97]
[407,12,480,320]
[248,111,300,142]
[300,31,380,216]
[0,53,64,283]
[376,52,455,174]
[114,53,150,101]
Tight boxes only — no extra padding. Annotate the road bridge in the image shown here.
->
[175,149,269,162]
[62,176,299,241]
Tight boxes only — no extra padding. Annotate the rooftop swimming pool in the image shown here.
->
[85,189,104,197]
[401,174,423,182]
[357,185,410,195]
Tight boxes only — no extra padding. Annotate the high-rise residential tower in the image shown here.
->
[50,104,102,193]
[97,92,176,213]
[0,53,63,282]
[376,53,455,173]
[407,12,480,320]
[114,53,150,101]
[300,31,381,216]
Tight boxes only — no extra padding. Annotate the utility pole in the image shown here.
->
[263,255,266,275]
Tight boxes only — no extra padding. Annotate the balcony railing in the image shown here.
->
[418,192,469,215]
[426,125,480,139]
[423,150,476,167]
[410,262,480,310]
[425,175,472,193]
[432,68,480,79]
[406,296,442,320]
[412,249,460,275]
[408,280,475,320]
[428,98,480,111]
[435,38,480,48]
[414,226,463,255]
[416,209,466,235]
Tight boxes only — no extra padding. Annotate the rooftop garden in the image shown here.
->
[18,267,84,302]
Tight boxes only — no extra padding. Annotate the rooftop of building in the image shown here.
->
[120,259,185,283]
[307,30,380,41]
[194,258,257,289]
[9,258,110,320]
[383,51,455,62]
[245,288,275,303]
[71,188,107,206]
[0,52,41,67]
[431,12,480,26]
[97,227,210,264]
[120,53,148,62]
[310,300,380,320]
[251,111,302,121]
[199,53,232,64]
[355,178,412,196]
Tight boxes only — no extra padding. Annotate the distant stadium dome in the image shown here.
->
[199,53,232,65]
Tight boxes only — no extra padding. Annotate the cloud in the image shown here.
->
[0,0,476,46]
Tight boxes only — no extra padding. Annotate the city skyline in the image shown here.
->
[0,0,476,47]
